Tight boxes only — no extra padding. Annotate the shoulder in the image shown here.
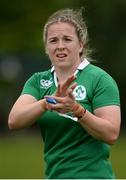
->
[82,63,119,92]
[86,63,116,82]
[27,69,52,83]
[86,64,108,76]
[32,69,52,79]
[23,68,52,87]
[21,69,52,99]
[86,64,120,109]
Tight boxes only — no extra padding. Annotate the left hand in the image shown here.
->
[45,88,76,114]
[45,75,77,113]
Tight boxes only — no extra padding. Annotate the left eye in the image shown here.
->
[65,38,72,41]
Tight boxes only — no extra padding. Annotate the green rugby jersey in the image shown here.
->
[21,60,120,179]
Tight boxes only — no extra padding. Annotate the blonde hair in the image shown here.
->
[43,8,91,58]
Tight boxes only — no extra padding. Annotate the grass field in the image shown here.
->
[0,130,45,178]
[0,130,126,179]
[110,134,126,178]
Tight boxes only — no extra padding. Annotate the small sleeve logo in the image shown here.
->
[40,79,53,89]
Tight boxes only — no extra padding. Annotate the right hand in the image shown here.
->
[55,75,77,97]
[45,75,78,113]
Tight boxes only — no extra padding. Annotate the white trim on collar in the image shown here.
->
[51,58,90,87]
[51,58,89,73]
[51,66,54,73]
[77,58,90,70]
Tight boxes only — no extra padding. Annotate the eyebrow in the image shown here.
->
[48,35,73,40]
[64,35,73,38]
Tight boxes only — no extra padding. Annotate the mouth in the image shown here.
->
[56,53,67,59]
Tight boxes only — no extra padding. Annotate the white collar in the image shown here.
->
[51,58,89,73]
[51,58,90,87]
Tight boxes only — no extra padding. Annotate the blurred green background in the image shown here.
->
[0,0,126,178]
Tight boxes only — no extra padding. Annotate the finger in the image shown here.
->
[47,103,64,111]
[63,75,76,87]
[55,83,61,96]
[70,82,77,91]
[47,103,60,111]
[61,75,76,90]
[46,103,52,110]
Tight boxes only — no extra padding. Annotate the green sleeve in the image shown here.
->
[21,73,40,100]
[92,73,120,110]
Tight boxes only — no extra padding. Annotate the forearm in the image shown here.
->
[8,99,47,129]
[78,111,117,144]
[72,103,120,145]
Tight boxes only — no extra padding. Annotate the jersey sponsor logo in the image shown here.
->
[40,79,53,89]
[73,85,86,100]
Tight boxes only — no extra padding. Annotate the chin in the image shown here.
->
[58,63,71,69]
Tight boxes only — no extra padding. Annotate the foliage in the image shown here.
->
[0,0,79,53]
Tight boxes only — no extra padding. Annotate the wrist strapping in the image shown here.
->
[72,103,86,119]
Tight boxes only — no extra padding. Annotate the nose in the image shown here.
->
[57,40,65,50]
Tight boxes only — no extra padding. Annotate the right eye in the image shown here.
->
[49,39,57,43]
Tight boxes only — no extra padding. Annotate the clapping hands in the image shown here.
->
[45,75,77,114]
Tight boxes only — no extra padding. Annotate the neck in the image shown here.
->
[56,71,74,83]
[54,64,80,83]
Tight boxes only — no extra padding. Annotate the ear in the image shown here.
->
[79,48,83,53]
[79,42,84,53]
